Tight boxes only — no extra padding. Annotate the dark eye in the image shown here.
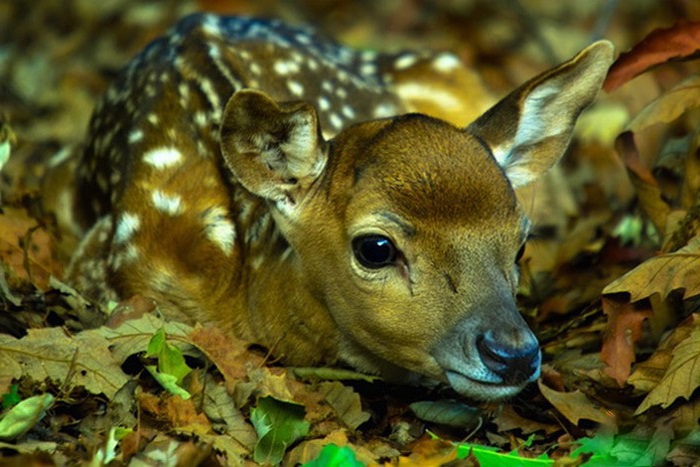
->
[515,244,526,263]
[352,235,397,269]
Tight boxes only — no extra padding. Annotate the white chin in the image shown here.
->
[445,370,527,401]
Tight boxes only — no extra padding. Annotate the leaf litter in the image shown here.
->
[2,1,700,465]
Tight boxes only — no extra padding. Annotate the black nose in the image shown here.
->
[477,331,541,385]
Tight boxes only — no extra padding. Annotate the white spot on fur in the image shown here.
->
[202,207,236,255]
[395,82,461,111]
[329,113,343,129]
[318,97,330,111]
[143,147,182,169]
[287,80,304,96]
[395,54,418,70]
[373,102,398,118]
[432,53,461,72]
[341,104,355,119]
[114,212,140,244]
[128,129,144,144]
[151,190,183,215]
[274,60,300,75]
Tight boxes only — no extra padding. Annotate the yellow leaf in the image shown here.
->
[627,75,700,133]
[538,382,617,426]
[603,236,700,302]
[635,317,700,414]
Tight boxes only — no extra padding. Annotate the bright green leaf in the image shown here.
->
[0,393,54,440]
[147,328,166,356]
[302,444,365,467]
[2,385,21,409]
[145,365,191,400]
[251,396,310,465]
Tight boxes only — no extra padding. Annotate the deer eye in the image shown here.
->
[352,235,397,269]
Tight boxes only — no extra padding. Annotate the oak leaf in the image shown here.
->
[603,236,700,302]
[635,318,700,414]
[628,314,698,392]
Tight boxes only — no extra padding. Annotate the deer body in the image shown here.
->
[53,14,613,400]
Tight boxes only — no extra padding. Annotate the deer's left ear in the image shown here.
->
[468,41,614,188]
[219,89,328,216]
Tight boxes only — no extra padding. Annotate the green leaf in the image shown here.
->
[145,365,191,400]
[0,393,54,440]
[302,444,365,467]
[147,328,166,355]
[456,443,549,466]
[573,426,672,466]
[145,328,192,394]
[251,396,310,465]
[2,385,21,409]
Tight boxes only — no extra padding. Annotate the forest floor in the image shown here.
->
[1,1,700,465]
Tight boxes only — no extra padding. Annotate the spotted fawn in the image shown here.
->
[44,14,613,399]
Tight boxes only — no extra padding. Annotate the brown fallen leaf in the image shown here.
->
[600,297,652,386]
[97,312,193,363]
[603,236,700,302]
[200,374,257,451]
[627,75,700,133]
[629,314,698,392]
[318,381,371,430]
[188,324,261,391]
[614,131,671,236]
[537,382,617,427]
[604,21,700,92]
[0,327,129,399]
[635,316,700,414]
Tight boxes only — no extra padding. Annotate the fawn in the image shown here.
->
[44,14,613,400]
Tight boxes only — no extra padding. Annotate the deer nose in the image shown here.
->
[476,331,541,385]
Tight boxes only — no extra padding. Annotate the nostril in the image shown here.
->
[477,332,541,385]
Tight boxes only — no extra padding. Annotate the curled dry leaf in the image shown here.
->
[614,132,671,236]
[604,21,700,92]
[626,75,700,133]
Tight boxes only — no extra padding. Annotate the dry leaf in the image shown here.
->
[0,327,129,399]
[98,313,194,363]
[603,236,700,302]
[318,381,371,430]
[604,21,700,92]
[538,381,617,426]
[188,325,261,391]
[600,298,652,386]
[614,131,671,235]
[200,374,257,451]
[629,314,698,392]
[635,318,700,414]
[627,75,700,132]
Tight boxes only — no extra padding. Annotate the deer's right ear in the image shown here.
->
[220,89,328,217]
[468,40,614,188]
